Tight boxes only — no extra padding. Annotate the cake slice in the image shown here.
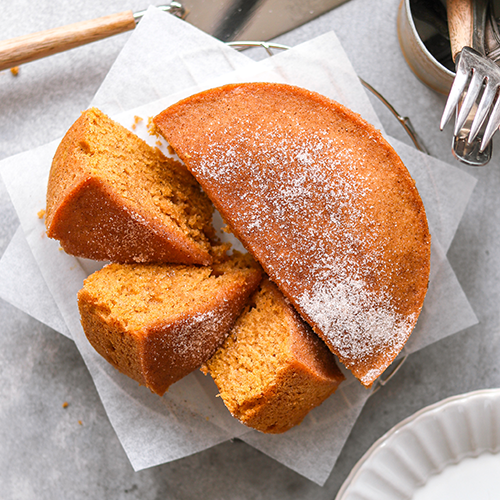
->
[77,253,262,395]
[203,278,345,434]
[154,82,431,388]
[46,107,222,265]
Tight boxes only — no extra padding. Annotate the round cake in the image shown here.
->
[154,82,432,388]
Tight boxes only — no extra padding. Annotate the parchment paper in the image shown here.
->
[0,8,478,485]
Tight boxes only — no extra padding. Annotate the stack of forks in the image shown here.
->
[441,0,500,165]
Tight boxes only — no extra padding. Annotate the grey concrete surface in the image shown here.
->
[1,0,499,498]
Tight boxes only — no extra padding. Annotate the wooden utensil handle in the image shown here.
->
[0,11,135,72]
[447,0,489,61]
[447,0,474,61]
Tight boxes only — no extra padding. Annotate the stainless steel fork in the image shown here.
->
[440,0,500,157]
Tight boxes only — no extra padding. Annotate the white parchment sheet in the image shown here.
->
[0,8,478,485]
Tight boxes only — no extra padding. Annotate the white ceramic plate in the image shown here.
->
[336,389,500,499]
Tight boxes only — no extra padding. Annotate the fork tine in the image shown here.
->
[480,96,500,151]
[454,71,485,135]
[469,81,498,142]
[440,68,470,130]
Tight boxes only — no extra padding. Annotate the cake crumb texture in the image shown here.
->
[204,278,344,433]
[46,107,222,265]
[78,252,262,395]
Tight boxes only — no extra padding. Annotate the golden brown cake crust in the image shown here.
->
[154,82,431,387]
[46,108,216,265]
[78,254,262,396]
[204,279,344,433]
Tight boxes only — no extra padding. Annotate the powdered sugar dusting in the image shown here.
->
[142,295,242,387]
[166,87,428,383]
[169,308,230,359]
[299,277,417,381]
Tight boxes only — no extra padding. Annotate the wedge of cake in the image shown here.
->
[46,107,223,265]
[203,278,344,433]
[78,253,262,395]
[154,82,431,387]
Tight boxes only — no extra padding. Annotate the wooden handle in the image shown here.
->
[447,0,474,61]
[0,11,135,72]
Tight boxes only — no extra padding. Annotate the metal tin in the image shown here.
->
[397,0,455,95]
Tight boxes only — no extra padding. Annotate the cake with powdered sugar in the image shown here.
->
[154,82,432,388]
[46,108,226,265]
[77,253,262,396]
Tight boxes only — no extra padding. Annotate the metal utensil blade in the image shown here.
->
[452,94,492,166]
[452,134,492,165]
[178,0,349,42]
